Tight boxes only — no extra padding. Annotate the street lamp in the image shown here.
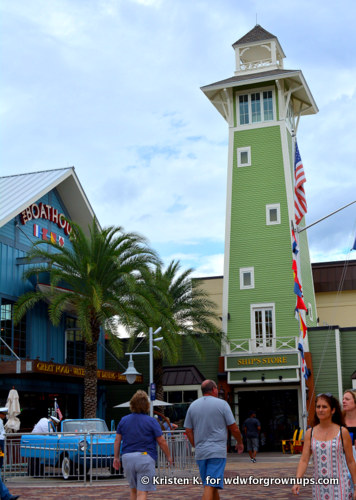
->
[122,327,162,417]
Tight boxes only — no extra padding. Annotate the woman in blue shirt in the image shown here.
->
[113,391,172,499]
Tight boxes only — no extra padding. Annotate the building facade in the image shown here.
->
[0,168,130,429]
[199,25,335,448]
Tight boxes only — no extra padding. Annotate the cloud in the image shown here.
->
[1,0,356,275]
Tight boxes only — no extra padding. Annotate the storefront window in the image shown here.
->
[65,317,85,366]
[0,298,26,358]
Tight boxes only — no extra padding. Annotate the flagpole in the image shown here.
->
[297,199,356,233]
[292,132,308,433]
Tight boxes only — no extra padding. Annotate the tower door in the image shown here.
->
[237,389,299,451]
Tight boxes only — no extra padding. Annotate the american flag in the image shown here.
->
[54,400,63,420]
[294,142,307,225]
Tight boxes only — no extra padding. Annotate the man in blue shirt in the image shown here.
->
[184,380,244,499]
[243,410,261,463]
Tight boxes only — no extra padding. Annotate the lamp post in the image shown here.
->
[122,327,162,417]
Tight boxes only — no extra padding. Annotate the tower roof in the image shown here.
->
[232,24,277,47]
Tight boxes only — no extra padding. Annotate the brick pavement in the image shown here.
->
[4,453,314,499]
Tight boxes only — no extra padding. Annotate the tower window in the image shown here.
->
[237,147,251,167]
[251,303,275,350]
[240,267,254,289]
[266,204,281,225]
[238,89,274,125]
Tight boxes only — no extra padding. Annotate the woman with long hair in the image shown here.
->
[292,393,356,499]
[344,389,356,495]
[343,390,356,448]
[113,390,173,500]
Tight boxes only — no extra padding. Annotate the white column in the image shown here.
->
[335,328,343,401]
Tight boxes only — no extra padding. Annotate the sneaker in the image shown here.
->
[250,458,254,462]
[252,458,256,463]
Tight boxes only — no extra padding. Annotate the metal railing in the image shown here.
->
[3,430,197,484]
[157,430,197,478]
[228,336,298,354]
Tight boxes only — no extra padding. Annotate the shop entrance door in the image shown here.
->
[237,389,299,451]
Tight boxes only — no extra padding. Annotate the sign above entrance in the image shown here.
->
[33,360,143,383]
[225,353,299,371]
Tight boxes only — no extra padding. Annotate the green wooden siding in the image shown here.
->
[227,125,299,342]
[340,329,356,389]
[308,327,338,395]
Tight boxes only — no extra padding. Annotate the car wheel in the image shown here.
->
[28,457,44,477]
[61,455,74,480]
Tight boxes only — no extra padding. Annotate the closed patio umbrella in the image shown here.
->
[5,388,21,432]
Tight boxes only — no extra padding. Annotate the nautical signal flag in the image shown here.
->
[292,229,299,255]
[294,142,307,225]
[295,295,308,313]
[300,314,308,339]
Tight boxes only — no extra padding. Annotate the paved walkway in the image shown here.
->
[4,453,313,499]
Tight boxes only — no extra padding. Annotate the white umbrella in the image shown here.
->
[114,399,173,408]
[5,388,21,432]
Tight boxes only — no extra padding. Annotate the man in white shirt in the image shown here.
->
[32,416,60,433]
[0,407,8,469]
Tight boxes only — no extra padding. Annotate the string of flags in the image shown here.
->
[292,231,310,379]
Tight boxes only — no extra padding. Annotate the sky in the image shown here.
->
[1,0,356,277]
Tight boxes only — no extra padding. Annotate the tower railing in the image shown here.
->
[228,335,298,354]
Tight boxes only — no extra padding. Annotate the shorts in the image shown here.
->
[122,452,156,491]
[196,458,226,489]
[246,437,259,451]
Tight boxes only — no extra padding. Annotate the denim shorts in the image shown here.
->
[247,437,259,451]
[196,458,227,489]
[122,452,156,491]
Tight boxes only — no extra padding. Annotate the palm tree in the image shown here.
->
[14,219,159,418]
[128,260,222,402]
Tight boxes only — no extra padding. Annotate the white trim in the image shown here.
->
[240,267,254,289]
[163,386,201,401]
[236,86,276,127]
[222,126,235,354]
[307,302,313,321]
[250,303,276,350]
[228,373,300,384]
[266,203,281,225]
[237,146,251,167]
[335,329,343,402]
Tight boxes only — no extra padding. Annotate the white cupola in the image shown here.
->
[232,24,286,76]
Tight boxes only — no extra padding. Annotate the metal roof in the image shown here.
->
[162,365,206,386]
[0,167,97,232]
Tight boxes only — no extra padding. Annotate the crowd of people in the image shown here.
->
[112,384,356,500]
[0,384,355,499]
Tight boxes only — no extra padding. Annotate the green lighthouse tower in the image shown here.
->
[201,25,318,434]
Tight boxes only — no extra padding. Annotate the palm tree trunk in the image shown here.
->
[83,320,100,418]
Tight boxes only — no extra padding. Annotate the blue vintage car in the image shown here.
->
[20,418,118,479]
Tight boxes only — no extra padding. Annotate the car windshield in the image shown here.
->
[62,420,109,433]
